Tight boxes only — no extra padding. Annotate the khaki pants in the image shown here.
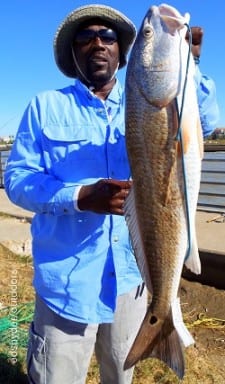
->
[27,285,147,384]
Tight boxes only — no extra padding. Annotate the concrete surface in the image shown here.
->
[0,188,225,255]
[196,210,225,254]
[0,189,33,255]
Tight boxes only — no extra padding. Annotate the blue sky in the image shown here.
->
[0,1,224,136]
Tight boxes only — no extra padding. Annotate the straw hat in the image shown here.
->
[54,4,136,78]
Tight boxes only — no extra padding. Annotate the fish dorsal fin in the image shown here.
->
[124,186,152,293]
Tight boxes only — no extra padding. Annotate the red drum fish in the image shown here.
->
[124,3,203,379]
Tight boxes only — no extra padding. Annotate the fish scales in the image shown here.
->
[127,102,185,314]
[124,3,203,379]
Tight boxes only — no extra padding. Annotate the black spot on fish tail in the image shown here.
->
[149,315,158,325]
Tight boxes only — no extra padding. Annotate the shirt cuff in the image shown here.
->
[73,185,83,211]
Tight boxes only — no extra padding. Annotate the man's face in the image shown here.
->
[73,23,120,86]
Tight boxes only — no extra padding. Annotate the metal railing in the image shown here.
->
[0,145,12,187]
[1,145,225,214]
[198,145,225,213]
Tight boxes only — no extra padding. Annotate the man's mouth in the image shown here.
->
[90,55,107,64]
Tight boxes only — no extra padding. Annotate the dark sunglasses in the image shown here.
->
[74,28,118,45]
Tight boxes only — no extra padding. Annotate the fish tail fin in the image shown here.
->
[124,298,194,379]
[151,328,185,379]
[154,298,194,378]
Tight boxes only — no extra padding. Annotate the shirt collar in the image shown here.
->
[74,78,123,105]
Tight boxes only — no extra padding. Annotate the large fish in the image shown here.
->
[124,3,204,379]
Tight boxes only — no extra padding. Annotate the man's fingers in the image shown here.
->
[185,26,204,46]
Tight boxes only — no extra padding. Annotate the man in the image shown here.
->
[4,4,219,384]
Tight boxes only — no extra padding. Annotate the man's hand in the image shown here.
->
[78,179,132,215]
[185,26,204,60]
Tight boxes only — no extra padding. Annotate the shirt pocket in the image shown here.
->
[42,124,96,182]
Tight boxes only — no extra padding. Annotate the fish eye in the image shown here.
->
[143,26,153,38]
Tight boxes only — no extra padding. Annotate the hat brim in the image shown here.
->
[54,4,136,78]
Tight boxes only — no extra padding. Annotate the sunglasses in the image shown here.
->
[74,29,118,46]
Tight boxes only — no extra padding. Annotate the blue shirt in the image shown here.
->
[4,74,219,323]
[195,65,220,138]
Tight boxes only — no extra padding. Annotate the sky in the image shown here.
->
[0,0,224,137]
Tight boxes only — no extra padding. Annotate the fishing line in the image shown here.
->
[175,24,192,261]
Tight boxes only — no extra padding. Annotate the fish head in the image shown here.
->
[126,4,191,108]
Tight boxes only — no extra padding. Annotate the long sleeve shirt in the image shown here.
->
[4,73,219,324]
[195,65,220,138]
